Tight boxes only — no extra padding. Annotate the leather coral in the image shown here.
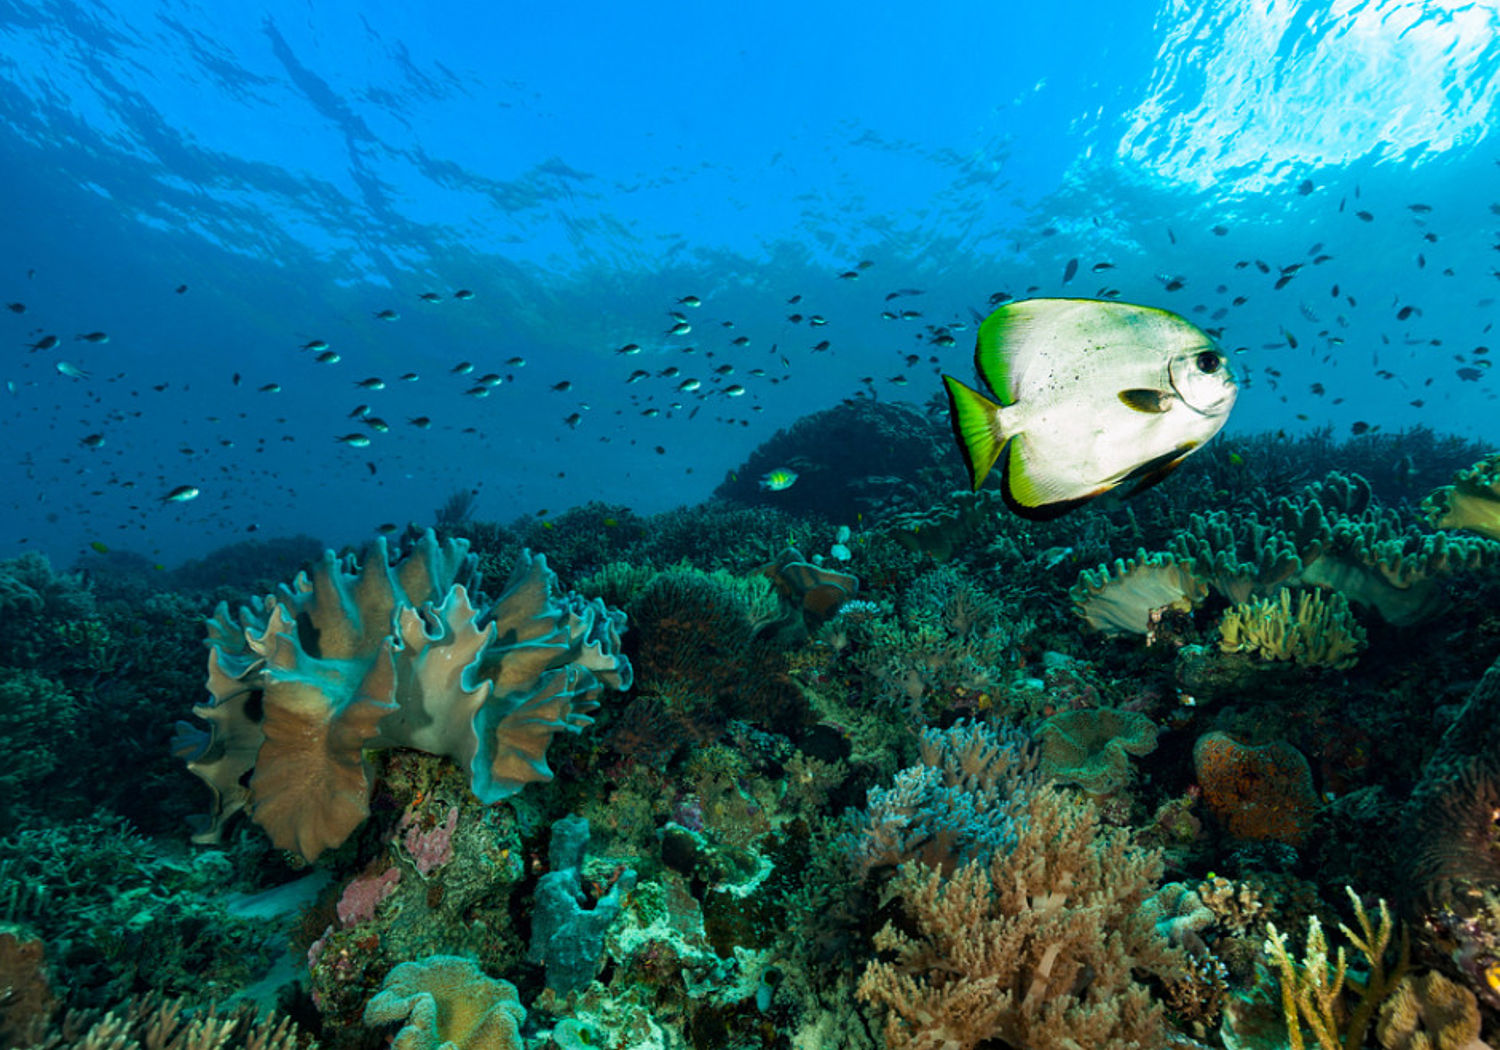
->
[175,530,632,861]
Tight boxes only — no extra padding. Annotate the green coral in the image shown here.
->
[1217,588,1367,671]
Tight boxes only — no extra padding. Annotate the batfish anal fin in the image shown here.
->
[943,374,1007,491]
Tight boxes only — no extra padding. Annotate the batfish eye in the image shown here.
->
[1195,351,1221,374]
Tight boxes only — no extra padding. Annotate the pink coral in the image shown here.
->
[336,866,401,926]
[401,805,459,876]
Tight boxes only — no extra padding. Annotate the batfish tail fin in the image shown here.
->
[944,374,1006,491]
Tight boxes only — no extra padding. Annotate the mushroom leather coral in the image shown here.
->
[178,530,631,861]
[363,955,525,1050]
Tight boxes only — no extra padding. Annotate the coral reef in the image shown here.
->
[1194,733,1320,847]
[1071,549,1209,635]
[1424,453,1500,542]
[363,955,525,1050]
[1035,706,1160,795]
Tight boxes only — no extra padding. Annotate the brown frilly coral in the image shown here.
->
[176,530,631,861]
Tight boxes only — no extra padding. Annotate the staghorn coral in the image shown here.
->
[1070,549,1209,635]
[1194,732,1319,847]
[1263,887,1410,1050]
[14,994,305,1050]
[178,529,631,861]
[1216,587,1368,671]
[1423,453,1500,542]
[363,955,525,1050]
[855,778,1184,1050]
[1035,706,1160,795]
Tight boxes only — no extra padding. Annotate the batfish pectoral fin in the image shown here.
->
[944,374,1007,490]
[1118,444,1198,498]
[1118,388,1170,413]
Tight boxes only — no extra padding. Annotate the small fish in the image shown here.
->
[365,417,390,433]
[419,292,443,303]
[564,412,583,428]
[731,336,750,346]
[809,315,827,326]
[1298,179,1315,195]
[374,309,400,321]
[399,372,419,382]
[724,384,747,397]
[258,383,282,393]
[336,433,373,447]
[377,522,400,534]
[76,331,109,343]
[617,343,642,356]
[667,322,692,335]
[1350,421,1371,435]
[677,295,702,307]
[408,416,432,428]
[943,298,1236,518]
[5,302,24,313]
[759,468,799,491]
[90,540,109,553]
[56,361,89,379]
[838,270,860,280]
[80,433,105,448]
[29,335,58,352]
[1062,258,1079,284]
[551,380,573,392]
[453,289,475,300]
[315,350,341,363]
[302,340,330,351]
[626,369,650,383]
[355,377,386,390]
[162,485,200,503]
[175,285,187,294]
[678,378,701,392]
[506,356,526,367]
[477,373,504,387]
[451,361,474,374]
[464,385,490,397]
[350,404,371,418]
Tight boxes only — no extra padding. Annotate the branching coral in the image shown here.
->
[1217,587,1368,671]
[856,779,1183,1050]
[178,529,631,861]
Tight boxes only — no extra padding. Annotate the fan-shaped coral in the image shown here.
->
[177,530,631,861]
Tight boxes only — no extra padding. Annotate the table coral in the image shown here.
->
[1193,732,1319,847]
[1216,587,1367,671]
[179,529,631,861]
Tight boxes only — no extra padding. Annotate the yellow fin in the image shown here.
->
[943,375,1006,490]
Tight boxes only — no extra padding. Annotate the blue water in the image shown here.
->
[2,0,1497,563]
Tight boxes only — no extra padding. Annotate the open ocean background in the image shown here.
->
[1,0,1497,560]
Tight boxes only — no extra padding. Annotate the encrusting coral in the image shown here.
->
[176,529,632,861]
[1217,587,1368,671]
[1035,706,1160,795]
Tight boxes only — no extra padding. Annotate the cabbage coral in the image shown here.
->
[1423,452,1500,542]
[177,530,632,861]
[1069,550,1208,636]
